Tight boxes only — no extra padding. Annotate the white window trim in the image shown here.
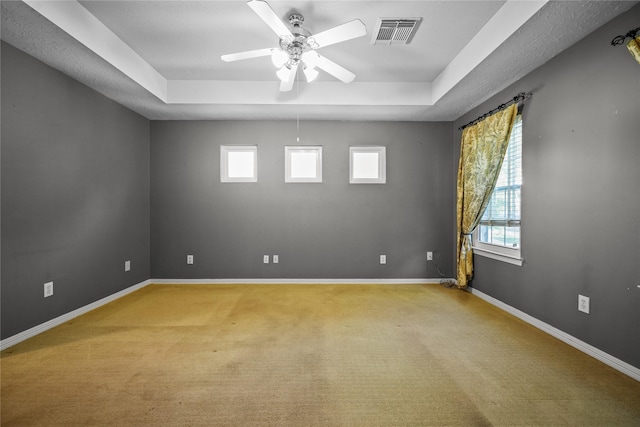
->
[349,146,386,184]
[472,240,523,266]
[285,146,323,183]
[220,145,258,183]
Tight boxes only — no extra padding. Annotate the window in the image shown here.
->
[220,145,257,182]
[473,115,522,265]
[350,146,386,184]
[285,146,322,183]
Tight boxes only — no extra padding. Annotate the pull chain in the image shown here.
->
[296,70,300,143]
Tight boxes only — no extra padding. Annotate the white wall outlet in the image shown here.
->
[187,255,194,265]
[263,255,269,264]
[124,260,131,272]
[380,254,387,264]
[427,252,433,261]
[273,255,279,264]
[44,281,53,298]
[578,294,590,314]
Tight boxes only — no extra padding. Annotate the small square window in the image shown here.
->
[285,146,322,183]
[350,146,386,184]
[221,145,257,182]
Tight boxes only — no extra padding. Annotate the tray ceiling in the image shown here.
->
[1,0,637,121]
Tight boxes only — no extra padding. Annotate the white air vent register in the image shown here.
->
[372,18,422,45]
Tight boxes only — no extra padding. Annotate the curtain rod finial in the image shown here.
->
[611,26,640,46]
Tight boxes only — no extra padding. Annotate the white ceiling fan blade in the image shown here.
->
[247,0,293,39]
[221,48,274,62]
[279,63,299,92]
[309,20,366,48]
[315,54,356,84]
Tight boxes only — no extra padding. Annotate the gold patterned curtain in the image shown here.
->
[627,37,640,64]
[456,104,518,289]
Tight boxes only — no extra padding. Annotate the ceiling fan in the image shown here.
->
[221,0,367,92]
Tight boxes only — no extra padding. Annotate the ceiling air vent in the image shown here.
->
[371,18,422,45]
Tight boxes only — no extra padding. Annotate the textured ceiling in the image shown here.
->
[78,1,504,82]
[1,0,637,121]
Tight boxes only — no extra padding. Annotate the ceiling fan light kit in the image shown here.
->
[303,66,319,83]
[222,0,366,92]
[276,64,292,82]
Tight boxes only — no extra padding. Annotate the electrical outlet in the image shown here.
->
[273,255,279,264]
[187,255,194,265]
[578,295,590,314]
[263,255,269,264]
[44,281,53,298]
[380,255,387,264]
[124,260,131,272]
[427,252,433,261]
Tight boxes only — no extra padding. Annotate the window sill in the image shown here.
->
[472,246,523,266]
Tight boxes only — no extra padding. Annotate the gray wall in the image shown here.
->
[3,2,637,374]
[453,5,640,369]
[1,42,151,339]
[151,120,454,279]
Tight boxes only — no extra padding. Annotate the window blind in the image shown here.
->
[479,115,522,239]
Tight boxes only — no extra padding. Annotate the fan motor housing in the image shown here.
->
[279,13,316,65]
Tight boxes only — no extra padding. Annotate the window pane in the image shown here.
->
[290,151,318,179]
[349,146,386,184]
[221,145,257,183]
[480,225,504,246]
[505,226,520,248]
[352,152,379,179]
[228,151,255,178]
[285,146,322,183]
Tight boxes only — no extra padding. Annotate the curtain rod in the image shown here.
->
[611,26,639,46]
[458,92,532,131]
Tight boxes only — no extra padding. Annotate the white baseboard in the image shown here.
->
[9,279,635,382]
[469,287,640,382]
[0,279,152,351]
[150,278,451,285]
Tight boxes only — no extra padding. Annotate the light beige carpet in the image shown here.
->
[2,284,639,426]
